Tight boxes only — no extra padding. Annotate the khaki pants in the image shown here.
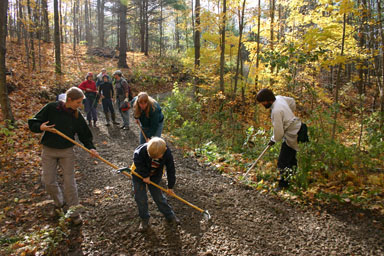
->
[41,146,79,209]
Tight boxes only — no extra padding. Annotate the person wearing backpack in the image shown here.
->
[99,74,119,126]
[113,70,132,130]
[78,72,99,127]
[256,88,309,191]
[131,137,180,231]
[96,68,108,88]
[131,92,164,144]
[28,87,99,225]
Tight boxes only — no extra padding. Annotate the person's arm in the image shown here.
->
[78,81,86,91]
[28,103,51,133]
[77,115,96,150]
[147,104,161,138]
[164,149,176,189]
[271,110,284,142]
[133,146,150,178]
[122,80,129,100]
[284,96,296,113]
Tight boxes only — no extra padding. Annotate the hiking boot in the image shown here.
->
[70,214,83,226]
[93,121,97,127]
[120,125,126,129]
[138,219,149,232]
[166,215,181,226]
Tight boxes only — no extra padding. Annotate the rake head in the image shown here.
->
[203,210,211,221]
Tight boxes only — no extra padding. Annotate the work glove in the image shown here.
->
[268,140,275,146]
[124,98,129,103]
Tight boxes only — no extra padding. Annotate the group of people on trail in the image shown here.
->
[28,71,308,231]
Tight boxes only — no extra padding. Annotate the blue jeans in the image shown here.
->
[116,98,129,126]
[101,98,115,114]
[84,98,97,121]
[140,120,164,144]
[131,174,174,220]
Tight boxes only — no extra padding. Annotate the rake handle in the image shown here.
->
[136,120,148,141]
[244,144,271,178]
[52,128,205,214]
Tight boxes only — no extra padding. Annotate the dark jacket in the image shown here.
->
[28,102,95,149]
[133,143,176,189]
[131,97,164,139]
[99,81,114,99]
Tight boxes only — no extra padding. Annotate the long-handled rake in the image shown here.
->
[243,145,271,179]
[52,128,211,220]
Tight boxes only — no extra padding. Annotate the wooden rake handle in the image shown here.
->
[52,128,208,216]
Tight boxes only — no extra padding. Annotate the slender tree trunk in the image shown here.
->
[377,0,384,130]
[254,0,261,90]
[16,0,21,44]
[54,0,61,74]
[73,0,76,52]
[118,0,128,68]
[27,0,36,71]
[233,0,246,95]
[97,0,105,47]
[269,0,275,85]
[85,0,91,45]
[159,0,163,56]
[41,0,49,42]
[219,0,227,92]
[0,0,15,124]
[140,0,145,52]
[144,0,149,56]
[194,0,200,67]
[175,14,180,51]
[331,13,346,140]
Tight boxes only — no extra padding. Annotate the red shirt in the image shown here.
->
[78,80,97,92]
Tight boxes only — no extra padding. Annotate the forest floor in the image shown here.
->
[38,107,384,255]
[1,42,384,255]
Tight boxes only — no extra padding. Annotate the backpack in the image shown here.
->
[297,123,309,143]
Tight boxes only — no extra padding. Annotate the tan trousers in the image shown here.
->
[41,145,79,209]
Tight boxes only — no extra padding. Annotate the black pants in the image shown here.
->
[277,141,297,187]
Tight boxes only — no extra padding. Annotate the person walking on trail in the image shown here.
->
[99,74,119,126]
[78,72,99,127]
[256,88,309,191]
[113,70,132,130]
[132,137,180,231]
[28,87,99,226]
[96,68,108,88]
[131,92,164,144]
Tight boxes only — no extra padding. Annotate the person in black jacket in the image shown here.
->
[28,87,99,225]
[132,137,180,231]
[99,74,119,126]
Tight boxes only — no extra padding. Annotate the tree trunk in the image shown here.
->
[118,0,128,68]
[73,0,76,52]
[27,0,36,71]
[84,0,92,46]
[219,0,227,92]
[254,0,261,90]
[175,13,180,51]
[144,0,149,56]
[377,0,384,130]
[54,0,61,74]
[194,0,200,67]
[233,0,246,95]
[269,0,275,85]
[41,0,49,42]
[159,0,163,56]
[97,0,105,47]
[0,0,15,124]
[140,0,145,53]
[331,13,346,140]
